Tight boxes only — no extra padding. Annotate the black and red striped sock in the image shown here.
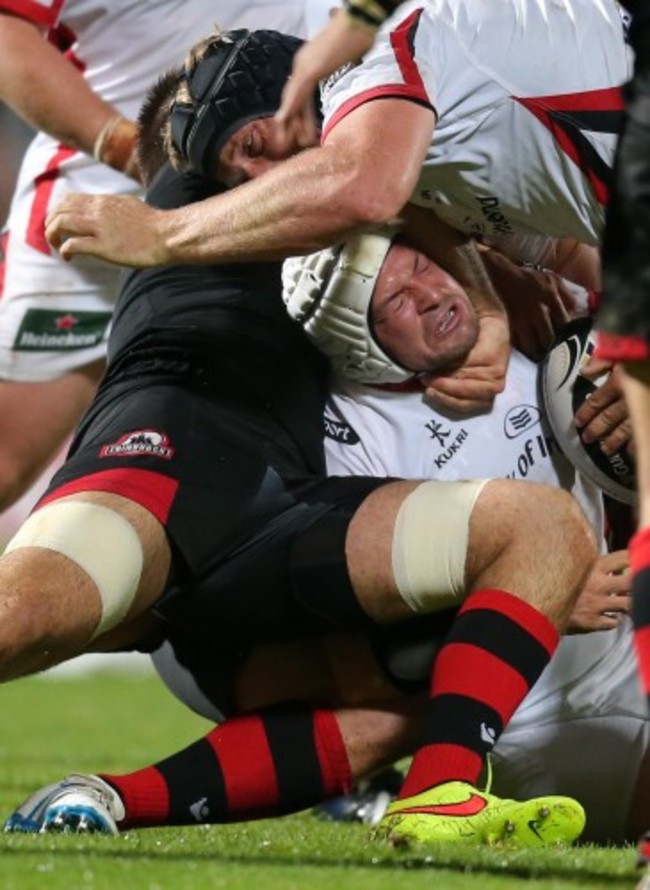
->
[630,526,650,707]
[398,589,559,798]
[101,704,351,828]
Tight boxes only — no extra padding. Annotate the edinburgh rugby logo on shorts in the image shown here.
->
[13,310,111,351]
[100,430,175,460]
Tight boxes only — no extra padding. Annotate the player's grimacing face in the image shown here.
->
[216,117,316,187]
[371,243,479,374]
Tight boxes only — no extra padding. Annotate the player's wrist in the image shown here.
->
[93,115,141,181]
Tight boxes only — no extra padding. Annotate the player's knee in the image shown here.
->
[474,479,598,591]
[515,482,596,568]
[4,498,144,640]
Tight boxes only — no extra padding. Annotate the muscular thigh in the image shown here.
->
[346,478,488,622]
[44,377,395,642]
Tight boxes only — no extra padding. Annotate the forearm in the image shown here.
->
[0,13,123,153]
[159,147,394,264]
[538,239,601,291]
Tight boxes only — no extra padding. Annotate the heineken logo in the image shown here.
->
[13,309,111,351]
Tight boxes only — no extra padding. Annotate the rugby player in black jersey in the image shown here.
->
[1,31,595,849]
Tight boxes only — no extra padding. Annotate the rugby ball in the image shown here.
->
[541,317,637,505]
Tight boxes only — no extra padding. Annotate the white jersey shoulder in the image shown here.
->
[322,0,631,246]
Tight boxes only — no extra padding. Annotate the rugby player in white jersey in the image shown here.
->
[44,0,630,413]
[4,27,632,843]
[7,231,639,846]
[302,234,642,844]
[0,0,317,513]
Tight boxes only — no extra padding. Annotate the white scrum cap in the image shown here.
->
[281,229,414,384]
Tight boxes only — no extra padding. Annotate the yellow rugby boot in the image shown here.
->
[372,780,585,849]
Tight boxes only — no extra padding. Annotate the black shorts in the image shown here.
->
[152,609,459,723]
[43,375,393,645]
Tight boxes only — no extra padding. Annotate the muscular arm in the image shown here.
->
[0,12,137,171]
[46,98,436,265]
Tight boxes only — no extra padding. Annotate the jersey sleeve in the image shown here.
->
[0,0,63,28]
[321,4,438,140]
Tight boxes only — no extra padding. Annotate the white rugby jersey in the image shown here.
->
[324,349,605,537]
[0,1,311,380]
[325,350,624,724]
[1,0,223,253]
[321,0,631,248]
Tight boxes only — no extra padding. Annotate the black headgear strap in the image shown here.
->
[170,29,307,179]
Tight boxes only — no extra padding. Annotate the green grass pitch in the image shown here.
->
[0,671,640,889]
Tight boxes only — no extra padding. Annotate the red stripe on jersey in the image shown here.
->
[322,7,432,141]
[0,231,9,301]
[48,21,76,52]
[0,0,64,28]
[515,88,624,205]
[26,145,76,255]
[38,468,179,524]
[595,330,650,363]
[631,527,650,576]
[323,85,434,140]
[635,626,650,695]
[458,588,559,656]
[390,8,427,100]
[208,714,279,814]
[431,642,529,722]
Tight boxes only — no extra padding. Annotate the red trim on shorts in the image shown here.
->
[38,468,179,524]
[26,145,76,255]
[0,0,64,28]
[0,231,8,301]
[322,7,432,141]
[595,331,650,363]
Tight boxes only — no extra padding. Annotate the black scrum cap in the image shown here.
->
[170,29,304,178]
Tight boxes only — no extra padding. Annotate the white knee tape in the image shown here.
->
[5,500,144,639]
[391,479,489,613]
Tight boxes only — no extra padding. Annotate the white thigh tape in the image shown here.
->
[5,500,144,638]
[391,479,489,613]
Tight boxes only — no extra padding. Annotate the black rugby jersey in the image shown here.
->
[103,163,329,474]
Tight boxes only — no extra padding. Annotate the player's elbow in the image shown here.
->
[338,178,409,228]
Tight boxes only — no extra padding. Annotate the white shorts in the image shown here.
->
[0,149,138,382]
[492,617,648,844]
